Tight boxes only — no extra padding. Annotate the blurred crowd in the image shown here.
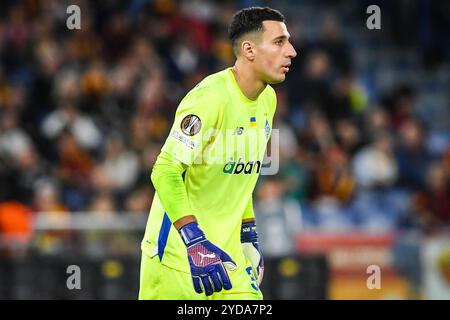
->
[0,0,449,244]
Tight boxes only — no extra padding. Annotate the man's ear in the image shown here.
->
[241,40,256,61]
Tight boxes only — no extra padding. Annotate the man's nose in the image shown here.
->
[287,43,297,58]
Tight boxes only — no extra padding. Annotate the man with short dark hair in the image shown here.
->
[139,6,296,300]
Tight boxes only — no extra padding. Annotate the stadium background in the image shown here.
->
[0,0,449,299]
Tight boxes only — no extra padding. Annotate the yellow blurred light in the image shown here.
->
[101,260,123,279]
[278,258,300,277]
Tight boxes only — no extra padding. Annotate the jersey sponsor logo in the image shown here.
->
[170,131,197,149]
[223,158,262,175]
[180,114,202,136]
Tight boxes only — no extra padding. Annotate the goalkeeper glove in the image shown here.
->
[179,221,237,296]
[241,220,264,286]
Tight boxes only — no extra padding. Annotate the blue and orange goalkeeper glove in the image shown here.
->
[241,220,264,286]
[179,221,237,296]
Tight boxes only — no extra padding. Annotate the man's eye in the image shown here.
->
[275,40,283,45]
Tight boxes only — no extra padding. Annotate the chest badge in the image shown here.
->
[234,127,244,135]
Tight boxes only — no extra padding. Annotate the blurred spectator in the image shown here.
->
[91,134,139,196]
[274,89,298,159]
[52,69,82,105]
[129,115,152,153]
[278,158,310,203]
[102,13,133,63]
[273,88,309,202]
[134,71,172,141]
[412,161,450,228]
[80,60,112,109]
[32,178,68,214]
[125,187,153,214]
[395,118,433,190]
[88,192,117,215]
[55,130,94,211]
[334,118,363,156]
[310,145,355,204]
[3,146,48,205]
[0,111,33,161]
[295,51,335,120]
[56,130,94,186]
[30,177,72,253]
[315,13,351,75]
[0,111,48,203]
[170,33,201,76]
[255,178,302,258]
[300,110,335,159]
[364,106,392,139]
[382,84,417,129]
[353,131,398,190]
[331,72,368,117]
[444,148,450,174]
[134,142,161,189]
[41,101,103,151]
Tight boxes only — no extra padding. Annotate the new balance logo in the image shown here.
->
[198,252,216,263]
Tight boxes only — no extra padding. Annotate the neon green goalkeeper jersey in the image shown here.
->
[141,68,276,273]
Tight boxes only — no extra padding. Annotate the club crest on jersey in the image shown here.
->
[234,127,244,135]
[180,114,202,136]
[265,119,270,139]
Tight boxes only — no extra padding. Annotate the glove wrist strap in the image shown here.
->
[241,221,258,243]
[179,221,206,247]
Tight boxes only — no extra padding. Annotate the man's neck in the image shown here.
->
[231,62,267,101]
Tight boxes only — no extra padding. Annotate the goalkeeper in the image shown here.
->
[139,6,296,300]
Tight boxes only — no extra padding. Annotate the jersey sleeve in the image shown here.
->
[161,86,223,166]
[241,195,255,220]
[150,150,193,223]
